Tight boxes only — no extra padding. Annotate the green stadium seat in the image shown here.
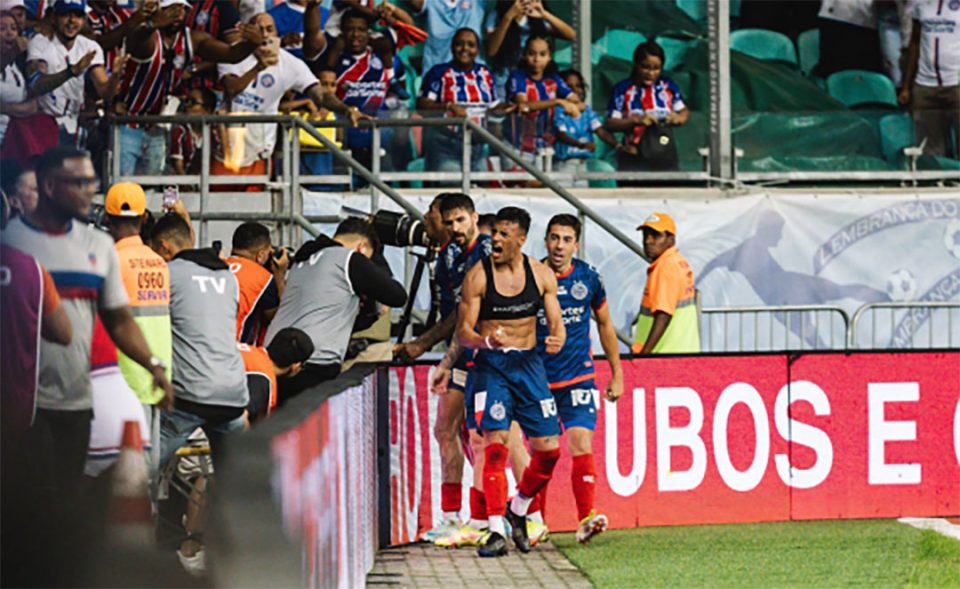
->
[879,113,914,166]
[826,70,898,109]
[405,157,425,188]
[656,36,698,71]
[730,29,797,65]
[586,158,617,188]
[676,0,705,22]
[593,29,647,64]
[797,28,819,76]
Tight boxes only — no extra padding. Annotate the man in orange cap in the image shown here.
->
[632,212,700,354]
[103,181,173,483]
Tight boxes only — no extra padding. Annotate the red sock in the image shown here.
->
[441,482,462,514]
[469,487,487,520]
[528,490,542,515]
[482,443,509,516]
[538,487,549,519]
[572,453,596,521]
[517,448,561,500]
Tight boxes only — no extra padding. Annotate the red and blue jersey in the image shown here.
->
[506,69,573,153]
[536,260,607,389]
[421,61,498,122]
[607,76,686,144]
[436,233,492,321]
[118,27,194,120]
[333,43,394,148]
[86,4,132,72]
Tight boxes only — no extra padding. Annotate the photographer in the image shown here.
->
[266,218,407,402]
[226,222,288,345]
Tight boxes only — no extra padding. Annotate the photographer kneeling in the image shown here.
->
[265,218,407,402]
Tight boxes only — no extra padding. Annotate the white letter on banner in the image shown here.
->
[954,397,960,467]
[868,382,921,485]
[404,367,423,541]
[713,383,770,492]
[656,387,707,492]
[774,381,833,489]
[604,388,646,496]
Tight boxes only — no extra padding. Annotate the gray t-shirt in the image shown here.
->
[2,217,128,411]
[168,250,248,408]
[266,245,359,366]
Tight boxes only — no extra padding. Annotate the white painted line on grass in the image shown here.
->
[898,517,960,541]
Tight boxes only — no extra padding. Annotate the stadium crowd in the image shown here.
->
[0,0,952,188]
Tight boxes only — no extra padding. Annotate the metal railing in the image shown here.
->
[849,302,960,350]
[700,304,851,352]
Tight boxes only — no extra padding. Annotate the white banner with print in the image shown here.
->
[303,190,960,350]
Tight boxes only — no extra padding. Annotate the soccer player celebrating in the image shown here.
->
[537,214,623,543]
[456,206,565,557]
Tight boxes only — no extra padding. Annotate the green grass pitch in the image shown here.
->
[553,519,960,588]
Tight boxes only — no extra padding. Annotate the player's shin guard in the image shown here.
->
[482,443,509,517]
[469,487,488,528]
[572,453,597,521]
[441,482,462,517]
[514,448,561,516]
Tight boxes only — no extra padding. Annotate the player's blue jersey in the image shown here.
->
[436,233,492,321]
[536,259,607,387]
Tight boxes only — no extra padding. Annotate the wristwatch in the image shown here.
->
[148,355,167,372]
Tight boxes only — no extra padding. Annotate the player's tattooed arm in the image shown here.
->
[430,339,462,395]
[457,264,493,349]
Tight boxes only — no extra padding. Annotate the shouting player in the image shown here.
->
[456,206,565,557]
[537,214,623,543]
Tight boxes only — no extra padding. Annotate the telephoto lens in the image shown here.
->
[371,209,433,248]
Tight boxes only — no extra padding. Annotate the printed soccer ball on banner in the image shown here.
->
[885,268,918,301]
[943,219,960,260]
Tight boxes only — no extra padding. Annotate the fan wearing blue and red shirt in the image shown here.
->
[330,8,393,170]
[605,40,689,173]
[418,28,514,173]
[534,213,623,545]
[505,35,582,162]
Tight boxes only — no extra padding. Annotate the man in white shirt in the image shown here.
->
[215,12,364,181]
[817,0,883,76]
[899,0,960,158]
[26,0,119,147]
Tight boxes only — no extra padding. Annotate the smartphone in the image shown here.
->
[162,185,179,210]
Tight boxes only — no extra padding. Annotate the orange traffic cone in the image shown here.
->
[107,420,152,546]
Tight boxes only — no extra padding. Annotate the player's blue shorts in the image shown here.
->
[448,348,474,394]
[470,348,560,438]
[551,379,600,431]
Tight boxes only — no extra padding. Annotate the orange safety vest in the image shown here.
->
[240,343,277,417]
[226,255,276,345]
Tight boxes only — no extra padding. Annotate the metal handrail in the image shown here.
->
[848,301,960,349]
[700,304,851,352]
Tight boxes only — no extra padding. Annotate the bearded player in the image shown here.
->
[536,214,623,543]
[456,206,565,557]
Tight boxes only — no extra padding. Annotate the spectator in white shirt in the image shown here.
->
[26,0,121,147]
[817,0,884,76]
[215,12,365,185]
[0,9,35,148]
[899,0,960,158]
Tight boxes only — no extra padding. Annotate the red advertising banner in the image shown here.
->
[388,352,960,543]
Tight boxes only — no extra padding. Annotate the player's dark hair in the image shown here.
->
[232,221,272,252]
[478,213,497,229]
[341,7,372,27]
[496,206,531,235]
[315,65,338,78]
[335,217,380,250]
[150,212,192,245]
[546,214,581,240]
[35,146,88,194]
[438,192,475,214]
[197,87,218,111]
